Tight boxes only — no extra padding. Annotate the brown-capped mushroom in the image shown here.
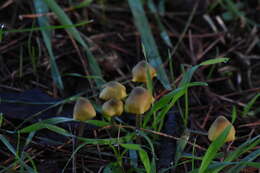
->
[99,81,127,100]
[73,97,96,121]
[208,116,236,142]
[132,60,157,83]
[102,98,123,117]
[125,86,154,115]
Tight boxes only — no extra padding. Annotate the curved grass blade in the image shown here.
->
[19,117,110,133]
[143,82,207,128]
[128,0,171,90]
[34,0,64,90]
[43,0,105,86]
[19,118,134,144]
[19,117,73,133]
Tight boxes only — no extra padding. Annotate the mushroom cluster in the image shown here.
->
[99,81,126,117]
[72,60,157,125]
[99,61,156,119]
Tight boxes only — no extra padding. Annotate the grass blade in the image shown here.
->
[212,135,260,173]
[128,0,171,90]
[242,93,260,117]
[174,130,190,166]
[0,135,34,172]
[199,58,229,66]
[121,143,151,173]
[3,20,92,33]
[227,149,260,173]
[19,117,73,133]
[34,0,64,90]
[43,0,105,86]
[147,0,173,48]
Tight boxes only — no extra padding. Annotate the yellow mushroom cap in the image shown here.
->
[208,116,236,142]
[132,60,157,83]
[99,81,127,100]
[125,87,154,115]
[102,99,124,117]
[73,97,96,121]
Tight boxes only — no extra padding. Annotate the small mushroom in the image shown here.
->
[99,81,127,100]
[125,86,154,115]
[208,116,236,142]
[102,99,123,117]
[132,60,157,83]
[73,97,96,121]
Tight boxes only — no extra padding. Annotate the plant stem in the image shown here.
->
[73,123,85,173]
[136,115,142,144]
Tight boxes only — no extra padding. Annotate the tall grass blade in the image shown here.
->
[43,0,105,86]
[128,0,171,90]
[34,0,64,90]
[147,0,173,48]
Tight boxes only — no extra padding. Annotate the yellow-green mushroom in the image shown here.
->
[99,81,127,100]
[125,86,154,144]
[72,97,96,169]
[132,60,157,83]
[73,97,96,121]
[208,116,236,142]
[125,86,154,115]
[102,98,124,117]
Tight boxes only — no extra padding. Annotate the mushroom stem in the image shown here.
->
[135,115,142,144]
[78,123,85,137]
[72,123,85,173]
[72,133,77,173]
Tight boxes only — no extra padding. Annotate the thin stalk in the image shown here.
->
[73,123,85,173]
[136,115,142,145]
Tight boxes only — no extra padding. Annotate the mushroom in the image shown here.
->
[125,86,154,115]
[99,81,127,100]
[132,60,157,83]
[208,116,235,142]
[125,86,154,144]
[73,97,96,121]
[102,98,123,117]
[72,97,96,168]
